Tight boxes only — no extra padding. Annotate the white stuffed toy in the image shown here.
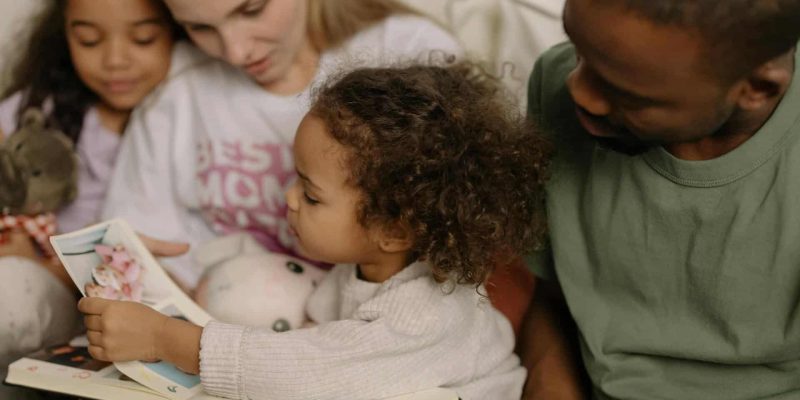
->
[193,233,327,332]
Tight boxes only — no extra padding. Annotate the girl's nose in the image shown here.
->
[103,37,132,70]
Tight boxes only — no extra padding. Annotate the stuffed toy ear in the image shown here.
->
[194,233,266,273]
[20,108,46,133]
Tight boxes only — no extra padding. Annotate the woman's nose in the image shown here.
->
[219,25,253,67]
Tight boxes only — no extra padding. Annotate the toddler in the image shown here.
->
[79,62,551,400]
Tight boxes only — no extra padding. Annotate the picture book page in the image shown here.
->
[51,219,212,400]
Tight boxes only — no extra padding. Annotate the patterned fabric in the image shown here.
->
[0,213,58,259]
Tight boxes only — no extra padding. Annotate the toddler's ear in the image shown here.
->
[374,223,413,254]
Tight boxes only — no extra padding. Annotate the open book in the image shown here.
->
[4,343,458,400]
[4,219,460,400]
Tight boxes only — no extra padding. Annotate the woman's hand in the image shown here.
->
[138,233,194,294]
[79,297,168,362]
[138,234,189,258]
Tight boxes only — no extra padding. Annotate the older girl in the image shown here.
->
[0,0,182,396]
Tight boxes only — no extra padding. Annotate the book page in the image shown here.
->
[51,219,212,400]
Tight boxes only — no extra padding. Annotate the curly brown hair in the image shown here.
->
[310,63,550,285]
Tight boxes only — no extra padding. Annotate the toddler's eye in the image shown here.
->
[303,192,320,205]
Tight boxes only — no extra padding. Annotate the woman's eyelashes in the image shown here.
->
[242,0,269,17]
[185,23,213,33]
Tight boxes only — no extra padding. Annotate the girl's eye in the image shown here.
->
[132,26,163,46]
[133,37,157,46]
[303,191,320,205]
[72,26,102,47]
[78,40,101,47]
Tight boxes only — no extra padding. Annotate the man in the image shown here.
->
[519,0,800,399]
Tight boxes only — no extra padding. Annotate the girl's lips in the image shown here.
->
[105,79,139,94]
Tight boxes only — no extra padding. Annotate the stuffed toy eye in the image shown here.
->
[31,169,42,177]
[286,261,304,274]
[272,319,291,332]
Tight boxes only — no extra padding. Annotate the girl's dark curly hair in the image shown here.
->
[311,62,551,285]
[1,0,183,143]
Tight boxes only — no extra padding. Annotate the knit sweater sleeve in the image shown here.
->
[198,278,504,400]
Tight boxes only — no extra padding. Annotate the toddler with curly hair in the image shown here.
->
[78,63,551,400]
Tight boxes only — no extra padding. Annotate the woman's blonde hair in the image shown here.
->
[307,0,418,51]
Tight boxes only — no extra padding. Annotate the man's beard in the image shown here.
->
[591,135,654,156]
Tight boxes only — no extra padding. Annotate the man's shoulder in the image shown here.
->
[528,42,576,97]
[527,42,584,141]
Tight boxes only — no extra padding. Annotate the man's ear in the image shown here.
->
[735,51,794,111]
[373,222,413,254]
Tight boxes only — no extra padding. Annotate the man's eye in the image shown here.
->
[303,192,320,205]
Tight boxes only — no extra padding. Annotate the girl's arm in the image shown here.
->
[78,297,202,373]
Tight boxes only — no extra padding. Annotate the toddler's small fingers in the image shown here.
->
[78,297,110,314]
[87,345,108,361]
[84,315,103,331]
[86,330,103,347]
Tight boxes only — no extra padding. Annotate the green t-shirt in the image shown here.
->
[527,42,800,400]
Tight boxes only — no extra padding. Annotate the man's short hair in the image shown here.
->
[620,0,800,81]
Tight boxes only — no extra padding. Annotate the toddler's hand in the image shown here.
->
[78,297,168,363]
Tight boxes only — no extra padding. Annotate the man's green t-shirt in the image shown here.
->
[527,43,800,400]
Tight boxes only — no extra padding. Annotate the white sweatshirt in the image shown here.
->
[200,262,526,400]
[102,16,463,288]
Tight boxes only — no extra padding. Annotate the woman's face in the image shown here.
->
[164,0,309,86]
[65,0,174,112]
